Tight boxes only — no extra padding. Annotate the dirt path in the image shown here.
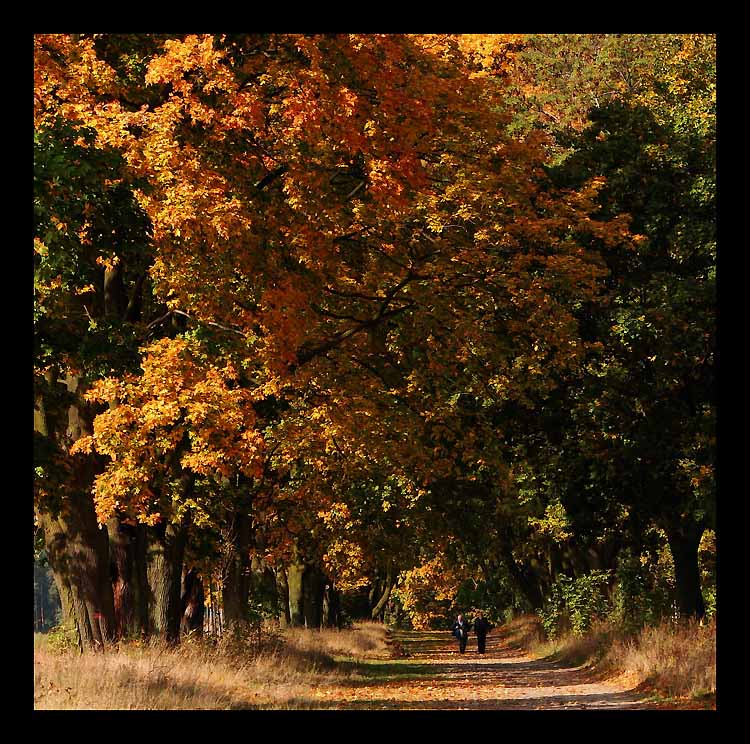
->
[313,627,655,710]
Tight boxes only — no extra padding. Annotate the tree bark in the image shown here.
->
[104,262,126,319]
[286,559,305,627]
[275,567,290,628]
[322,583,341,628]
[132,523,150,637]
[303,564,327,629]
[371,565,394,621]
[222,510,252,632]
[145,519,188,642]
[107,516,138,639]
[180,567,205,636]
[664,520,706,619]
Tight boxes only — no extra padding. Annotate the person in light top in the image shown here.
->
[452,613,470,653]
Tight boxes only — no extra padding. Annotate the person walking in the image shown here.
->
[472,610,493,654]
[452,613,470,654]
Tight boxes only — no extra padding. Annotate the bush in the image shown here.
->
[539,570,611,639]
[42,623,79,654]
[702,585,716,619]
[610,549,648,631]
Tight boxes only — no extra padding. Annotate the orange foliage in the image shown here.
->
[36,33,638,543]
[392,556,466,629]
[72,338,264,523]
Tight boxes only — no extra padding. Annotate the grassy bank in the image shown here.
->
[498,614,716,706]
[34,621,391,710]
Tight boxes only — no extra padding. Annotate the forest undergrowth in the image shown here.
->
[501,614,716,706]
[34,615,716,709]
[34,621,391,710]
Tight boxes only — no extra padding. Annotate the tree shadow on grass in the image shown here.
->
[338,656,615,691]
[335,658,437,685]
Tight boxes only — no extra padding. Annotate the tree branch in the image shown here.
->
[294,305,411,368]
[254,165,288,191]
[147,309,247,338]
[172,310,248,338]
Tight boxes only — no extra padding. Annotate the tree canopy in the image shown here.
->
[33,33,715,646]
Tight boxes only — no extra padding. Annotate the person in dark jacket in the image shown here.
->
[472,611,493,654]
[452,613,470,653]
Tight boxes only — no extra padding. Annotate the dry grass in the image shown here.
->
[34,621,391,710]
[504,613,716,701]
[602,617,716,699]
[283,620,393,660]
[494,613,547,651]
[530,619,618,668]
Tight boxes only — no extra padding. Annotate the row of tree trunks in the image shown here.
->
[39,503,203,647]
[38,498,709,648]
[283,546,339,628]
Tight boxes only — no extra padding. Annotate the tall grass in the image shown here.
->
[502,613,716,701]
[34,621,390,710]
[602,617,716,699]
[283,620,393,660]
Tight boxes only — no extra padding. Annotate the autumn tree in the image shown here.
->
[370,34,716,623]
[34,34,231,644]
[34,112,152,647]
[34,33,675,639]
[471,34,717,619]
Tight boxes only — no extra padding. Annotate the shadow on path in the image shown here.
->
[324,627,653,710]
[330,688,648,710]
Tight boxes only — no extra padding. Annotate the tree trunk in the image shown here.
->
[180,567,205,636]
[37,496,116,650]
[107,518,149,639]
[368,581,379,608]
[222,510,252,632]
[286,559,305,627]
[35,370,116,649]
[207,573,219,636]
[275,567,290,628]
[107,516,138,639]
[322,583,341,628]
[145,519,188,642]
[104,262,126,319]
[132,523,150,637]
[303,564,327,629]
[371,565,394,621]
[498,538,545,611]
[664,520,706,619]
